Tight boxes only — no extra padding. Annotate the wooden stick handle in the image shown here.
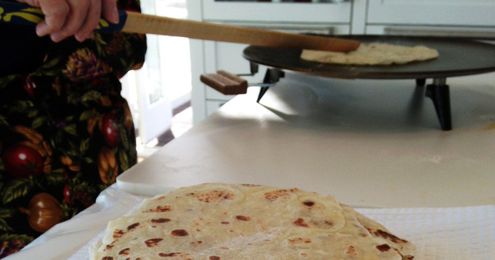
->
[123,12,360,52]
[0,1,359,52]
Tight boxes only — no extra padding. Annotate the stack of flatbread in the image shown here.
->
[91,183,415,259]
[301,43,439,66]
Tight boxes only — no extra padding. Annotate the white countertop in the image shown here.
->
[118,72,495,208]
[7,72,495,259]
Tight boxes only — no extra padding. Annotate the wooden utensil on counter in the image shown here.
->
[0,0,360,52]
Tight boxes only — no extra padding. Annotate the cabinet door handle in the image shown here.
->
[384,26,495,40]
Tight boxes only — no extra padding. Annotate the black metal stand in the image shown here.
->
[416,78,426,87]
[425,78,452,131]
[248,65,452,130]
[257,68,284,103]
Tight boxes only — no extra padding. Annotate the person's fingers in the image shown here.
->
[101,0,119,24]
[74,0,101,42]
[18,0,113,42]
[26,0,70,38]
[50,0,90,42]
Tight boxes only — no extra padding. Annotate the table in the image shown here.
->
[7,73,495,259]
[119,72,495,207]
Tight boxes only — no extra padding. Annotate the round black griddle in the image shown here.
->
[242,35,495,79]
[241,36,495,131]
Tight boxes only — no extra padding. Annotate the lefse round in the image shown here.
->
[92,183,415,259]
[301,43,439,66]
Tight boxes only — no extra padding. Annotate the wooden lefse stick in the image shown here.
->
[123,12,360,52]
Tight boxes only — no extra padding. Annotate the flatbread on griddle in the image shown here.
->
[91,183,415,259]
[301,43,439,66]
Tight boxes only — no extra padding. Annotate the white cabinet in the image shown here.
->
[366,0,495,37]
[202,0,352,23]
[188,0,495,123]
[367,0,495,27]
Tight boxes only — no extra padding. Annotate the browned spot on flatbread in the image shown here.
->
[209,256,221,260]
[127,223,139,230]
[102,257,113,260]
[293,218,309,227]
[235,215,250,221]
[346,245,358,257]
[288,237,312,245]
[191,190,234,203]
[376,244,391,252]
[171,229,189,236]
[158,252,193,259]
[151,218,171,223]
[374,229,408,244]
[113,229,125,239]
[145,238,163,247]
[118,248,130,256]
[324,220,334,227]
[264,188,298,201]
[145,205,171,213]
[303,200,315,207]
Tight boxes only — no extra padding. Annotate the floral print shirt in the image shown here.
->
[0,0,146,257]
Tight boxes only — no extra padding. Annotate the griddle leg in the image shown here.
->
[416,78,426,87]
[257,87,270,103]
[257,68,285,103]
[425,78,452,131]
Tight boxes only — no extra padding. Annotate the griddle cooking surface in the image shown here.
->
[243,36,495,79]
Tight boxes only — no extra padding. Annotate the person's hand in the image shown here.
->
[17,0,120,42]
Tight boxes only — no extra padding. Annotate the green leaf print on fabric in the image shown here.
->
[120,127,129,150]
[63,124,77,136]
[44,171,64,187]
[0,234,34,243]
[31,116,47,129]
[0,75,17,89]
[9,101,34,114]
[0,218,13,232]
[80,138,90,154]
[81,90,102,103]
[0,209,15,232]
[0,115,8,128]
[26,110,38,118]
[119,150,129,172]
[79,110,98,121]
[1,178,35,204]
